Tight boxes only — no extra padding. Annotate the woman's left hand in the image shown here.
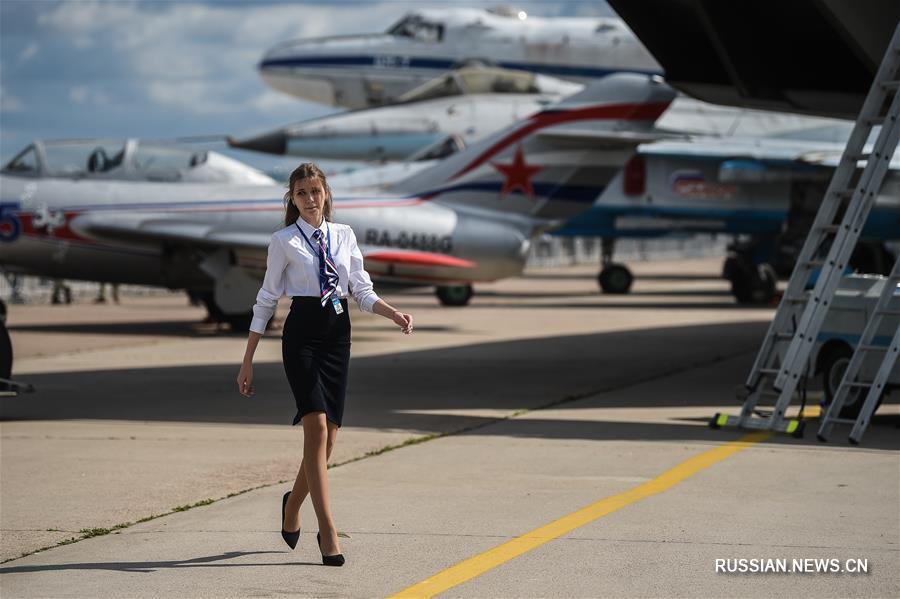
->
[392,311,414,334]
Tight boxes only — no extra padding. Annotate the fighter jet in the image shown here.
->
[258,6,660,109]
[230,65,582,161]
[0,139,276,185]
[0,74,675,350]
[555,133,900,303]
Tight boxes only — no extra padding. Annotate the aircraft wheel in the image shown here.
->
[729,263,776,304]
[821,344,884,419]
[598,263,633,294]
[436,284,473,307]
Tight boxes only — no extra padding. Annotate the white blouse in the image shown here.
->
[249,218,381,333]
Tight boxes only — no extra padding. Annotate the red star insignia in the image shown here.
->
[491,145,541,200]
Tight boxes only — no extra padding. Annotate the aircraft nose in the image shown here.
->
[227,130,288,156]
[258,35,370,70]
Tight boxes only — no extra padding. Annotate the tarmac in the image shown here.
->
[1,258,898,598]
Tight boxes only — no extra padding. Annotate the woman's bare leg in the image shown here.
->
[283,420,338,532]
[298,412,341,555]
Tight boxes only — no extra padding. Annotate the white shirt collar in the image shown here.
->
[295,216,327,239]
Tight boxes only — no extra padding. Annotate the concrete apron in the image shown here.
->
[2,258,774,562]
[1,353,897,598]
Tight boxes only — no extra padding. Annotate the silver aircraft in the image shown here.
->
[230,65,582,161]
[258,6,660,109]
[0,74,675,335]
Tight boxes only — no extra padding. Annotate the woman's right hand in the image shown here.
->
[237,361,254,396]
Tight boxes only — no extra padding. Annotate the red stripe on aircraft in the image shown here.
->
[365,251,476,269]
[371,272,490,284]
[451,101,671,180]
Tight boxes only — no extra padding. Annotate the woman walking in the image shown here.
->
[236,163,413,566]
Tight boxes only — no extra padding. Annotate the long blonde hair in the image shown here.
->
[283,163,333,226]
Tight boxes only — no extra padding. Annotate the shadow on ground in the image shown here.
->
[0,550,319,574]
[6,318,896,449]
[9,320,460,338]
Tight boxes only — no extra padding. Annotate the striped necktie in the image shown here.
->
[312,228,339,306]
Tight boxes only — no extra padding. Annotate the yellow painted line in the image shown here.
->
[389,431,771,598]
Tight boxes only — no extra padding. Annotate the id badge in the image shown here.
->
[331,296,344,315]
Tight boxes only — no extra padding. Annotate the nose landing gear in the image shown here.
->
[435,284,473,306]
[596,238,634,295]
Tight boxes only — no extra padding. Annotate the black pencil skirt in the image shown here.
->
[281,296,351,428]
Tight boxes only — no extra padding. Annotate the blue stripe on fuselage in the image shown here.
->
[259,55,662,80]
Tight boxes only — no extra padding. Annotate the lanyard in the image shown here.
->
[294,221,331,258]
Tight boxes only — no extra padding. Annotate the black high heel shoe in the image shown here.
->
[280,491,300,550]
[317,532,345,567]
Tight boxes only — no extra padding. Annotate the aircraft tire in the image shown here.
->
[598,263,633,294]
[821,344,884,420]
[436,284,473,307]
[729,263,776,304]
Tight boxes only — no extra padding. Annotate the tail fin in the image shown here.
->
[391,73,675,222]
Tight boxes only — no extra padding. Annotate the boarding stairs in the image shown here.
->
[712,22,900,440]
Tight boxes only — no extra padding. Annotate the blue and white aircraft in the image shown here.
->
[258,6,660,109]
[555,133,900,301]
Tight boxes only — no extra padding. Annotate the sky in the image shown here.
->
[0,0,615,176]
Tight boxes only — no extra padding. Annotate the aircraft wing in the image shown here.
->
[537,128,675,148]
[642,137,900,169]
[606,0,900,118]
[395,64,583,103]
[69,212,272,250]
[641,136,900,184]
[70,212,477,269]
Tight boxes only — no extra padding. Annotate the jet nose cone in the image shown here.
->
[227,130,288,156]
[258,37,332,69]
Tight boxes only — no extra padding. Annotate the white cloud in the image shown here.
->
[250,89,299,113]
[18,42,39,62]
[0,87,24,112]
[67,85,110,106]
[148,80,243,114]
[69,86,89,103]
[36,1,402,113]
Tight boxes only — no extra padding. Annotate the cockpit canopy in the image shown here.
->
[1,139,274,184]
[397,66,541,103]
[385,13,445,42]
